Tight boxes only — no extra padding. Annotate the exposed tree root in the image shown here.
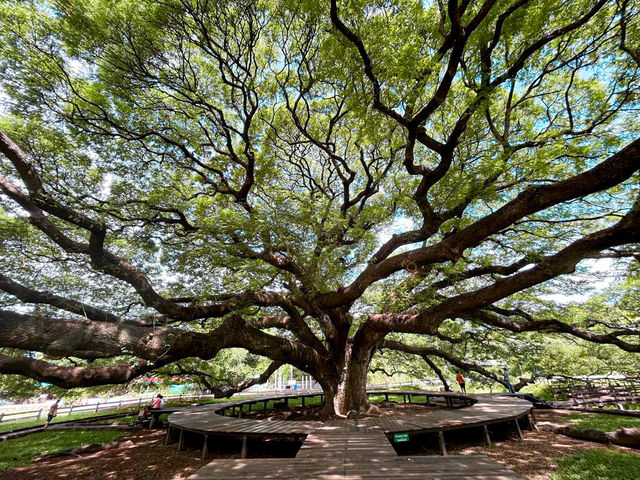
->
[543,425,640,448]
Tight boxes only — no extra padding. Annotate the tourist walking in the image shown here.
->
[44,399,59,427]
[503,367,516,393]
[456,371,466,393]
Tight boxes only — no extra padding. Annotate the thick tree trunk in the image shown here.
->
[319,369,371,418]
[334,358,371,416]
[318,340,375,417]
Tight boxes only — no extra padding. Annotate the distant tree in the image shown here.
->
[0,0,639,416]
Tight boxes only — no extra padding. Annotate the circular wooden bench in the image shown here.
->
[167,390,533,459]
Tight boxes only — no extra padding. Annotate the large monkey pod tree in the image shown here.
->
[0,0,639,417]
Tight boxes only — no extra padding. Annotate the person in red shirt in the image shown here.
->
[151,394,165,409]
[456,372,466,393]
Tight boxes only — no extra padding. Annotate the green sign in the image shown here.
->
[168,384,186,394]
[393,433,410,443]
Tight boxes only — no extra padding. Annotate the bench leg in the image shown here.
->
[178,429,185,451]
[515,418,524,441]
[438,431,447,456]
[241,436,248,459]
[528,412,539,431]
[201,435,208,461]
[165,426,172,445]
[483,425,491,446]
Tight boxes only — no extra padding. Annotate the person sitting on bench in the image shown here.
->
[151,394,165,409]
[135,394,165,426]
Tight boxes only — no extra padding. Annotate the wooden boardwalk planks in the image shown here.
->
[188,428,526,479]
[296,431,396,459]
[188,455,526,479]
[169,393,531,438]
[173,392,530,479]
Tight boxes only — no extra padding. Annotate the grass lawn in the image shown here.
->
[602,403,640,411]
[551,449,640,480]
[285,396,323,407]
[520,382,554,402]
[93,414,139,424]
[0,429,127,471]
[569,413,640,431]
[0,396,228,433]
[0,408,137,433]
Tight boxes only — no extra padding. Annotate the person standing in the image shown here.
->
[503,367,516,393]
[44,399,59,428]
[456,371,466,393]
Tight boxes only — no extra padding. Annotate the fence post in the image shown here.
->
[0,413,4,423]
[138,398,142,407]
[95,402,100,413]
[36,409,43,420]
[118,400,122,409]
[68,405,74,415]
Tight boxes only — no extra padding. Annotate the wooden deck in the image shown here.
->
[170,391,530,479]
[168,393,532,438]
[189,430,525,479]
[296,431,397,459]
[189,456,525,479]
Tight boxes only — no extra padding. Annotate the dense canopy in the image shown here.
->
[0,0,639,415]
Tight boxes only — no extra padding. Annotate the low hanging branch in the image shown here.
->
[421,356,451,392]
[0,310,324,386]
[382,340,515,390]
[175,360,283,398]
[470,309,640,352]
[0,354,152,388]
[369,366,413,377]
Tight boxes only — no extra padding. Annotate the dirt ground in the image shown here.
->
[458,410,639,480]
[1,409,638,480]
[0,430,208,480]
